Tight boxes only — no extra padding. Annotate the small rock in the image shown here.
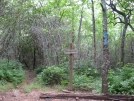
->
[2,96,5,100]
[12,89,19,97]
[0,97,3,101]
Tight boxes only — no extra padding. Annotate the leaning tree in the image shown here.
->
[107,0,134,65]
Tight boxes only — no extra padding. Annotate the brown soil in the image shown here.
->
[0,70,95,101]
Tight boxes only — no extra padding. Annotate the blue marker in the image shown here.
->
[103,30,108,45]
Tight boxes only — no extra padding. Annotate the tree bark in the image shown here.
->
[101,0,110,94]
[91,0,96,63]
[77,7,83,59]
[40,93,134,100]
[33,47,36,69]
[72,6,75,43]
[131,41,134,62]
[120,24,128,65]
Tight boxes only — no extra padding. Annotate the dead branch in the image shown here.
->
[40,93,134,100]
[129,23,134,32]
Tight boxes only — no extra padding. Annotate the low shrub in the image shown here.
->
[36,66,67,85]
[73,73,93,90]
[108,63,134,94]
[0,58,25,86]
[34,65,46,74]
[74,59,99,77]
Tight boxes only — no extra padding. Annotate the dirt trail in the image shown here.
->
[0,70,45,101]
[0,70,96,101]
[0,71,71,101]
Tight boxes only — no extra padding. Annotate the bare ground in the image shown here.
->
[0,70,96,101]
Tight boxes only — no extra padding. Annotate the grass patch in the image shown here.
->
[24,86,31,93]
[91,78,102,94]
[0,83,14,92]
[53,85,66,92]
[23,82,41,93]
[23,81,49,93]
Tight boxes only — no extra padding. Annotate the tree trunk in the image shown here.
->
[101,0,110,94]
[72,6,75,43]
[77,7,83,59]
[107,1,133,65]
[120,24,128,65]
[40,93,134,100]
[33,47,36,69]
[131,41,134,62]
[91,0,96,63]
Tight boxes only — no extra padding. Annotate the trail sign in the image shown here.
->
[64,43,78,90]
[64,49,78,54]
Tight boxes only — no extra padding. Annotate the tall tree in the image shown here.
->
[91,0,96,63]
[101,0,110,93]
[77,7,83,59]
[107,0,134,65]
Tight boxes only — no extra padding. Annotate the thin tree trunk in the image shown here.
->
[131,41,134,62]
[72,6,75,43]
[77,7,83,59]
[120,24,128,65]
[101,0,110,94]
[33,47,36,69]
[107,1,132,66]
[91,0,96,63]
[114,42,118,63]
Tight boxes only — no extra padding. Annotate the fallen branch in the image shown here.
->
[40,93,134,100]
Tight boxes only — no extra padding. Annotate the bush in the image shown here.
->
[74,59,99,77]
[73,74,93,90]
[36,66,67,85]
[0,58,25,86]
[108,63,134,94]
[34,65,46,74]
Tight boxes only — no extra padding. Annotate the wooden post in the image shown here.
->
[69,43,73,90]
[64,43,78,90]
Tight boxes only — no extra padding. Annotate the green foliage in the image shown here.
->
[73,73,93,90]
[23,81,43,93]
[58,61,69,75]
[108,63,134,94]
[36,66,67,85]
[91,78,102,94]
[0,83,14,92]
[73,59,99,91]
[53,85,65,92]
[0,58,25,86]
[34,65,46,74]
[74,59,98,77]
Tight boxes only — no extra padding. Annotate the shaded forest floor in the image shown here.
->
[0,70,97,101]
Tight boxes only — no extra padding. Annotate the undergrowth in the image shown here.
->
[36,66,67,85]
[23,81,46,93]
[35,62,100,92]
[0,58,25,86]
[108,63,134,94]
[0,83,14,92]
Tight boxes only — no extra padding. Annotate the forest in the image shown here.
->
[0,0,134,96]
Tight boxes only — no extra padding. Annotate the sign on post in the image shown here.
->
[64,49,78,55]
[64,43,78,90]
